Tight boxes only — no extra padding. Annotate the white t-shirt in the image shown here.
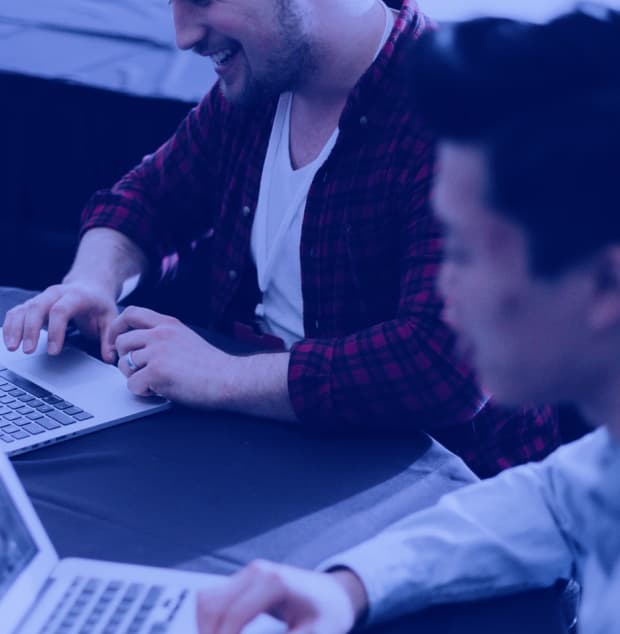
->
[250,3,396,349]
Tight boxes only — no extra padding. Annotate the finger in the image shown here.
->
[107,306,171,347]
[196,572,259,634]
[99,309,120,363]
[197,587,235,634]
[46,293,86,355]
[114,329,152,358]
[126,366,159,397]
[2,304,28,351]
[216,581,289,634]
[21,292,62,354]
[118,348,147,378]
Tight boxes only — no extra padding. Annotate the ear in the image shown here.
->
[589,246,620,331]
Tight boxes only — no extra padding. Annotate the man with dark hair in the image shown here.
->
[0,0,555,477]
[192,8,620,633]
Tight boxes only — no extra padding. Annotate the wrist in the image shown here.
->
[209,351,246,409]
[62,271,121,301]
[330,569,370,627]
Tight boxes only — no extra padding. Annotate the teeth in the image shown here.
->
[211,48,235,65]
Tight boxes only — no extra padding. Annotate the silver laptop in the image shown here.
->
[0,451,284,634]
[0,328,170,456]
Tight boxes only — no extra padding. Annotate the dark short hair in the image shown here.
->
[410,6,620,276]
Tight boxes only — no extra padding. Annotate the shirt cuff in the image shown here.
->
[317,542,420,626]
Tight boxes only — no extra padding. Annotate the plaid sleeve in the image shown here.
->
[80,87,228,266]
[289,196,486,430]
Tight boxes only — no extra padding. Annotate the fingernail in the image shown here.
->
[24,339,33,352]
[48,342,59,354]
[5,337,16,349]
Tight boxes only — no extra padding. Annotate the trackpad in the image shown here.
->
[9,348,115,390]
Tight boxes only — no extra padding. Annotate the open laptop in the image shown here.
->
[0,327,170,456]
[0,451,283,634]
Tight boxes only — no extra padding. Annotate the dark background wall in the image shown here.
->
[0,71,194,289]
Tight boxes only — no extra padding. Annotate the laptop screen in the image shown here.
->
[0,476,39,602]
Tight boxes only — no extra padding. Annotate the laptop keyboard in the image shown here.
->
[39,576,187,634]
[0,367,93,445]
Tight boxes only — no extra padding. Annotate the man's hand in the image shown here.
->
[109,305,238,406]
[109,306,298,419]
[196,560,368,634]
[2,282,119,361]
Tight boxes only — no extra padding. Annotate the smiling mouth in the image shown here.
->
[210,43,242,67]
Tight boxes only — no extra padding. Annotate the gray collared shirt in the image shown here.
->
[323,428,620,633]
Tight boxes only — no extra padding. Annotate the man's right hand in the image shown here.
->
[196,561,368,634]
[1,281,119,362]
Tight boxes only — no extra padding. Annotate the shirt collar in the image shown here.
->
[337,0,432,132]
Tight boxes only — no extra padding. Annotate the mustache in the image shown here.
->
[192,43,211,56]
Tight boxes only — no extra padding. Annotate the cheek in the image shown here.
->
[438,265,482,328]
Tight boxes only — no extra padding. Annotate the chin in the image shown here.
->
[478,370,530,408]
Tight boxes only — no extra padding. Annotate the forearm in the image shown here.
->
[63,228,148,300]
[320,450,582,625]
[218,352,298,422]
[288,319,484,428]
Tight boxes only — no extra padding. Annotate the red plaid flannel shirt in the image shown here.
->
[80,0,559,477]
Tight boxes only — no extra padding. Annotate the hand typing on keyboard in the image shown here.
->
[1,227,147,363]
[2,281,119,362]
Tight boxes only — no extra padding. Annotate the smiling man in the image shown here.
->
[191,8,620,634]
[2,0,556,477]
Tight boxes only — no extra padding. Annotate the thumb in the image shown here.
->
[100,313,119,363]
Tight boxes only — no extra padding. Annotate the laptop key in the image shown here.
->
[65,406,84,416]
[0,369,53,397]
[3,412,21,421]
[38,417,62,430]
[23,422,46,435]
[74,411,95,421]
[0,433,15,443]
[47,410,76,425]
[36,404,55,413]
[7,388,26,397]
[1,423,20,434]
[54,401,74,411]
[17,393,36,403]
[17,406,35,415]
[13,417,31,426]
[7,401,24,409]
[27,411,44,420]
[42,395,63,405]
[10,429,30,439]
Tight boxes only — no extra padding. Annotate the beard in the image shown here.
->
[223,0,319,107]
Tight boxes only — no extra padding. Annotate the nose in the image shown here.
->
[172,1,208,51]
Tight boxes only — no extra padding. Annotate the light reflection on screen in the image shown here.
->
[0,478,38,601]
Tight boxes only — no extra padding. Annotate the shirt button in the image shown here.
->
[314,319,320,330]
[228,269,238,281]
[242,205,251,217]
[359,115,368,127]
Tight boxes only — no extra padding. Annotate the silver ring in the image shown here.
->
[126,350,138,372]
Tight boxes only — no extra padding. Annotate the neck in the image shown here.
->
[294,0,389,107]
[578,368,620,442]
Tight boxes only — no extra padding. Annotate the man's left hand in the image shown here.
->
[108,306,296,421]
[108,306,237,407]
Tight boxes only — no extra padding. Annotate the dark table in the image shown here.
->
[1,287,567,633]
